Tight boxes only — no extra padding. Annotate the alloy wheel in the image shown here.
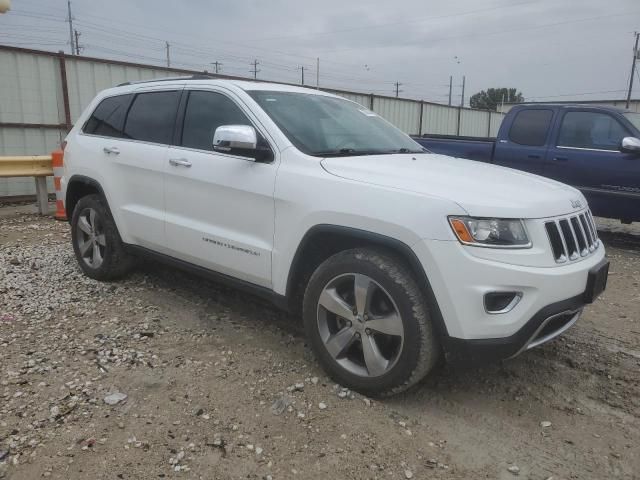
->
[316,273,404,377]
[75,207,106,268]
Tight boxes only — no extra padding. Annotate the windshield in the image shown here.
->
[623,112,640,132]
[248,91,426,157]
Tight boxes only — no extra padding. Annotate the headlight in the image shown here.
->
[448,216,530,248]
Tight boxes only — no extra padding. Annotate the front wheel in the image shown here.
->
[303,248,440,397]
[71,194,134,281]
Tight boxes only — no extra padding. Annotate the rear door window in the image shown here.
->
[181,91,252,151]
[123,91,181,144]
[83,94,132,138]
[508,109,553,146]
[557,111,628,150]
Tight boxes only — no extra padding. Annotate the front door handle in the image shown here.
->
[527,154,541,159]
[169,158,192,167]
[103,147,120,155]
[553,156,568,162]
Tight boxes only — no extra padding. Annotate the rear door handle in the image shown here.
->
[553,156,568,162]
[103,147,120,155]
[527,154,541,159]
[169,158,192,167]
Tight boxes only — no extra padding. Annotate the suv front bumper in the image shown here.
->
[412,239,608,362]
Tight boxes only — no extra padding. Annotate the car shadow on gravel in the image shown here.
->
[134,259,305,336]
[598,230,640,252]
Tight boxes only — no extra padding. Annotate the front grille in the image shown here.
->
[545,211,599,263]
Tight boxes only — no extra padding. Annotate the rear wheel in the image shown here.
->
[303,248,440,397]
[71,194,134,280]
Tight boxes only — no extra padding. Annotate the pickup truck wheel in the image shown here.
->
[71,194,134,281]
[303,248,440,397]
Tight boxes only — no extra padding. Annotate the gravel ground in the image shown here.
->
[0,207,639,480]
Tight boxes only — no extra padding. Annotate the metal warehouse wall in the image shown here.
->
[0,45,504,197]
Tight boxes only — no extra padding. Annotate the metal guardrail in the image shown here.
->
[0,155,53,214]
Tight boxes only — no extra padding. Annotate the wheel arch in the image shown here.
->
[65,175,110,222]
[284,224,449,339]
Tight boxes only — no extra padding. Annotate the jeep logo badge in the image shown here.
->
[571,199,583,209]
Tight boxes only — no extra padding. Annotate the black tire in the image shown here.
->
[303,248,440,397]
[70,194,134,281]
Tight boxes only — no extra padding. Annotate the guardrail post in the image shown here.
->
[34,177,49,215]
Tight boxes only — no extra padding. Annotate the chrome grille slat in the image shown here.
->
[579,214,594,249]
[545,210,599,264]
[570,216,588,256]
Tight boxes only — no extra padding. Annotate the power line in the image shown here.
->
[248,0,537,43]
[250,59,260,79]
[74,29,82,55]
[394,82,403,98]
[319,10,640,54]
[210,61,222,74]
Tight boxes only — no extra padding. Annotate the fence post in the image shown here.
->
[487,111,492,138]
[34,177,49,215]
[57,51,72,130]
[418,101,424,136]
[456,107,462,136]
[369,94,375,111]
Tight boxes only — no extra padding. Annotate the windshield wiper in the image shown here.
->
[386,147,426,154]
[314,148,390,157]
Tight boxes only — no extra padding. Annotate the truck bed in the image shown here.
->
[412,135,495,163]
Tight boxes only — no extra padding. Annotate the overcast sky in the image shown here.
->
[1,0,639,104]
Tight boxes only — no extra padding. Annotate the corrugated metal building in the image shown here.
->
[0,45,505,197]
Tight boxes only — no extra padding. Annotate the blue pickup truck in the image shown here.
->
[414,104,640,223]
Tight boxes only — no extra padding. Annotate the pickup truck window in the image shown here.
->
[249,91,424,157]
[181,91,251,151]
[83,94,132,138]
[623,112,640,131]
[558,112,628,151]
[123,91,181,145]
[508,109,552,146]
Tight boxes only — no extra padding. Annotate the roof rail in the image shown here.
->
[117,74,217,87]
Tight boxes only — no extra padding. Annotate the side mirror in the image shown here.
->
[213,125,272,162]
[620,136,640,154]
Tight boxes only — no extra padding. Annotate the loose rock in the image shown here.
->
[104,392,128,406]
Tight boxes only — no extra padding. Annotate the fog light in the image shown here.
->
[484,292,522,314]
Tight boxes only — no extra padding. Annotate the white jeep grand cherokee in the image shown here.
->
[61,77,609,396]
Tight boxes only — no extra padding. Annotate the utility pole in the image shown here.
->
[300,66,305,85]
[394,82,403,98]
[460,75,466,107]
[74,29,82,55]
[626,32,639,109]
[316,57,320,89]
[448,75,453,106]
[210,61,222,74]
[251,59,260,79]
[66,0,75,55]
[165,41,171,68]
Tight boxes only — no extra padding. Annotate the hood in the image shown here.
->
[321,153,584,219]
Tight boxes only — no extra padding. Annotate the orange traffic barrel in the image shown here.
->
[52,150,67,221]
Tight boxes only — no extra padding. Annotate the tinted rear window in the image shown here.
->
[83,94,131,137]
[508,109,553,146]
[123,91,181,144]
